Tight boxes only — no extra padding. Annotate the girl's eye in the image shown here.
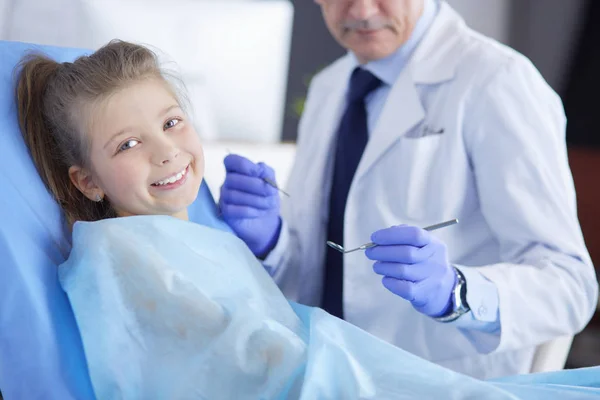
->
[164,118,181,130]
[119,139,140,152]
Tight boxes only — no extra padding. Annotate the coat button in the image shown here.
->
[478,305,487,318]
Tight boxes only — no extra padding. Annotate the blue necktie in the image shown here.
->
[321,68,382,319]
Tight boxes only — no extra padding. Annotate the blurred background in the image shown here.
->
[1,0,599,369]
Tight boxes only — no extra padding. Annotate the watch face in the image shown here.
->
[434,270,469,323]
[456,269,470,311]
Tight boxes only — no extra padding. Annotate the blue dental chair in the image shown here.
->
[0,40,231,399]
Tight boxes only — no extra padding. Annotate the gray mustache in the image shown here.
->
[343,16,391,31]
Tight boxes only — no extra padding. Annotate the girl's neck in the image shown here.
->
[172,209,189,221]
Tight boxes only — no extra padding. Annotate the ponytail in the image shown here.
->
[15,54,115,226]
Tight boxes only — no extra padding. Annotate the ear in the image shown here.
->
[68,165,104,202]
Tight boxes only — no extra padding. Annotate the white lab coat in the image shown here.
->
[265,2,598,379]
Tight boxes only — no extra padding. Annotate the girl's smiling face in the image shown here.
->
[69,78,205,220]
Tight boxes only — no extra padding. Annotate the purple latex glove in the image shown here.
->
[219,154,282,258]
[365,225,458,318]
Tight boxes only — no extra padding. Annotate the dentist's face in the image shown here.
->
[315,0,424,64]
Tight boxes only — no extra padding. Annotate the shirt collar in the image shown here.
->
[349,0,439,86]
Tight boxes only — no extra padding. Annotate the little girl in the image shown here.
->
[15,40,600,399]
[17,40,205,225]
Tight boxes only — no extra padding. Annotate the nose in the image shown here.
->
[348,0,379,20]
[150,137,180,166]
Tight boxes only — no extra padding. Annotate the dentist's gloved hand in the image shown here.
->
[219,154,282,258]
[365,225,458,318]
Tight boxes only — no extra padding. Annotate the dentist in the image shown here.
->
[219,0,598,379]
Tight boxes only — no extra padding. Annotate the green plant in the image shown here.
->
[289,64,327,119]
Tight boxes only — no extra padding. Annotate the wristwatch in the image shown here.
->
[434,267,470,323]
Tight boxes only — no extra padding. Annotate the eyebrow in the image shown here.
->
[103,104,182,150]
[160,104,182,116]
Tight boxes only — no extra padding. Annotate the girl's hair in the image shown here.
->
[16,40,182,226]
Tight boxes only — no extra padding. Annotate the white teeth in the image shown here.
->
[154,166,187,186]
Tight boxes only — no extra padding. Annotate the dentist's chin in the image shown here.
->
[343,26,395,40]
